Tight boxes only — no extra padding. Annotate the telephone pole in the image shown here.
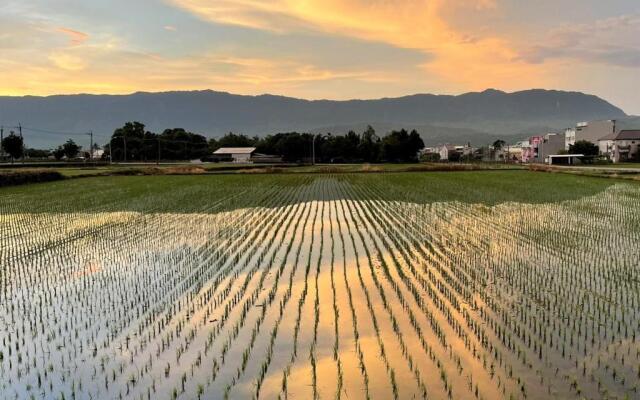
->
[18,123,24,163]
[86,131,93,162]
[312,134,315,165]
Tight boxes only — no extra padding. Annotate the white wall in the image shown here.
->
[232,153,252,163]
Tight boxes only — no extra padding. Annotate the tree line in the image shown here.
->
[1,132,90,162]
[106,122,424,163]
[209,126,425,163]
[106,122,209,161]
[2,122,425,163]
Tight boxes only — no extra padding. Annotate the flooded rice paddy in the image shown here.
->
[1,176,640,399]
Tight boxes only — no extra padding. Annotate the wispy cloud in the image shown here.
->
[56,27,89,45]
[519,13,640,67]
[1,0,639,113]
[164,0,543,90]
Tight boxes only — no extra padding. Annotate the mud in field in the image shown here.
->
[1,179,639,400]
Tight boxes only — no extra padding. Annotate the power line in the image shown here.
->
[16,126,110,140]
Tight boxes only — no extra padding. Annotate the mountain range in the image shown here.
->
[0,89,628,149]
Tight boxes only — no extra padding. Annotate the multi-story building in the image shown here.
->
[564,128,576,150]
[539,133,566,163]
[521,136,543,163]
[575,120,617,145]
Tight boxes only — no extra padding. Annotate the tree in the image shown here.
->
[358,125,380,162]
[421,152,440,162]
[381,129,424,162]
[53,146,65,161]
[493,139,506,150]
[210,132,257,152]
[111,122,147,161]
[569,140,599,156]
[62,139,80,159]
[1,132,23,162]
[161,128,209,160]
[25,148,50,158]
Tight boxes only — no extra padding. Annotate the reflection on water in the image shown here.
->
[1,181,639,400]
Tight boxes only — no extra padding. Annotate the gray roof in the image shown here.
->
[213,147,256,155]
[598,132,617,141]
[615,130,640,140]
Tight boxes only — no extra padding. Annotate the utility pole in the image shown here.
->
[86,131,93,162]
[18,123,24,164]
[157,137,161,165]
[312,134,315,165]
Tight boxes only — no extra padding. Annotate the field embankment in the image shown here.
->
[528,164,640,181]
[0,169,65,187]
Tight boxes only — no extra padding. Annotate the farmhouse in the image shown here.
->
[438,144,458,161]
[212,147,256,163]
[598,130,640,163]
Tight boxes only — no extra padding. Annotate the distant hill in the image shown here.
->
[0,89,626,148]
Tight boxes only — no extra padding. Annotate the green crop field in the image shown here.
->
[1,171,639,400]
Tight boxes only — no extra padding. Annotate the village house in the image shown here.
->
[521,136,543,163]
[438,144,458,161]
[598,130,640,163]
[437,143,474,161]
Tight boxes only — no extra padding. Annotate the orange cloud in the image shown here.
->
[57,27,89,45]
[166,0,549,90]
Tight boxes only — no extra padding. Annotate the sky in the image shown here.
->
[1,0,639,114]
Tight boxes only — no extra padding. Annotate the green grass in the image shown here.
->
[0,170,625,214]
[1,161,521,177]
[564,162,640,169]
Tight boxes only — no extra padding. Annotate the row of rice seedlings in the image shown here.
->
[145,186,308,399]
[356,179,640,400]
[335,180,429,399]
[353,183,515,398]
[2,175,639,399]
[160,179,320,399]
[0,181,297,399]
[345,189,469,399]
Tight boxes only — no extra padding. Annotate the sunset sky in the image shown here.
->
[1,0,639,113]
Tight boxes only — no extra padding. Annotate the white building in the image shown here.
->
[438,144,457,161]
[564,128,576,150]
[213,147,256,163]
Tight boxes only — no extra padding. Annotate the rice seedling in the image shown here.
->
[1,173,638,399]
